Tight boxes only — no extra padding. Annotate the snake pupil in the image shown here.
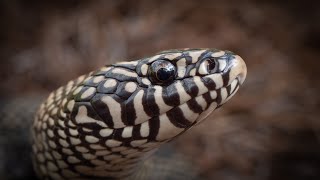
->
[157,67,175,81]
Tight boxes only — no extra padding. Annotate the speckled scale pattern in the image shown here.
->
[31,48,247,179]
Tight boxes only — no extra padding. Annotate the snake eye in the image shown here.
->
[148,60,176,85]
[207,58,216,72]
[199,58,218,75]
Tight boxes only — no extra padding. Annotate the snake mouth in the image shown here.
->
[193,76,241,125]
[148,77,241,141]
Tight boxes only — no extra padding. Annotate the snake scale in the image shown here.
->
[31,48,247,179]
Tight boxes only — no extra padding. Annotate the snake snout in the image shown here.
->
[228,55,247,86]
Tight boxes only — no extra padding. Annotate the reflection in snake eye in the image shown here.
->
[148,60,176,85]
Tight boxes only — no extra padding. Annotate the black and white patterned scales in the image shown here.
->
[31,48,247,179]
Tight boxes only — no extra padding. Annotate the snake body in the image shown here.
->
[31,48,247,179]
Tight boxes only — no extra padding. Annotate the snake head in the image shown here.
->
[32,48,247,179]
[69,48,247,142]
[128,48,247,141]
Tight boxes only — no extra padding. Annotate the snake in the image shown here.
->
[31,48,247,179]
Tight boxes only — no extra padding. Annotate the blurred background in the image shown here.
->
[0,0,319,179]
